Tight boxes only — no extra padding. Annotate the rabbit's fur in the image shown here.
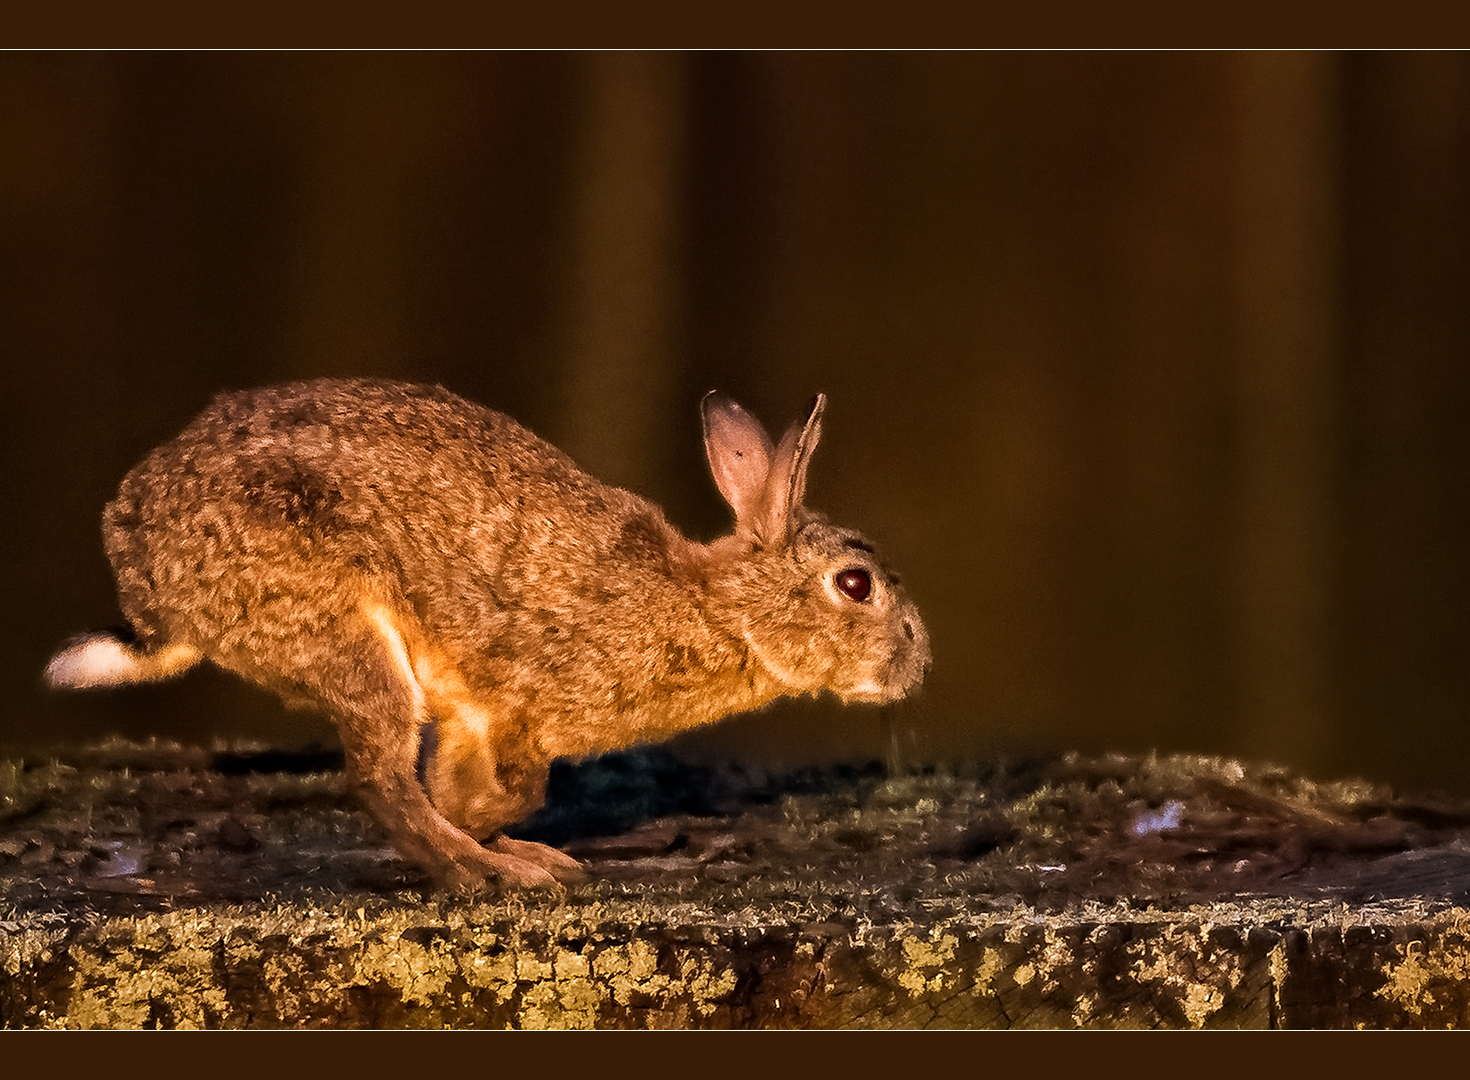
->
[46,379,930,888]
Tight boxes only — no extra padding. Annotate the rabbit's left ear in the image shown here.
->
[762,393,825,545]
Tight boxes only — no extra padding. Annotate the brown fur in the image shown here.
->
[47,379,930,889]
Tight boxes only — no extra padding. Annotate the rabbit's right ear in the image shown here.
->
[765,393,826,537]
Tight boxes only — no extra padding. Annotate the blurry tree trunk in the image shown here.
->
[555,53,686,491]
[1336,54,1470,789]
[281,56,461,378]
[1225,53,1341,765]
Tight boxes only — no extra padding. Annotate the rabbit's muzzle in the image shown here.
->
[840,608,931,704]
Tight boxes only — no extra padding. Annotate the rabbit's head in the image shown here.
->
[697,392,930,705]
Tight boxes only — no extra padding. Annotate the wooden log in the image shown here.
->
[3,742,1470,1028]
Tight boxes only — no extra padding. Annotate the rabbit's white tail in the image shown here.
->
[44,630,201,689]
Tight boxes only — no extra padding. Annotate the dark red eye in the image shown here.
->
[835,568,872,602]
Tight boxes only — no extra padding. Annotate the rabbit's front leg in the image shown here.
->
[418,694,584,879]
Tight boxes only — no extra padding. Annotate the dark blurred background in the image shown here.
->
[4,51,1469,795]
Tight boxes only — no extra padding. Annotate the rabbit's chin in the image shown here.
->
[835,677,917,706]
[741,629,921,706]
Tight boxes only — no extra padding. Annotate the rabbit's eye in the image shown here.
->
[835,568,872,603]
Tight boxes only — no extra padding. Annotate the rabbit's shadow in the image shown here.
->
[505,749,770,847]
[212,744,772,850]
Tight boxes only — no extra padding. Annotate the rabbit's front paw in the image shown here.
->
[440,850,562,892]
[435,837,585,892]
[487,836,587,882]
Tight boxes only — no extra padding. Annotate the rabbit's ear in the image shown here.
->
[763,393,826,542]
[703,392,826,547]
[702,392,776,533]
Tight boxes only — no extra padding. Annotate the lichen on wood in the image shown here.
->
[4,740,1470,1028]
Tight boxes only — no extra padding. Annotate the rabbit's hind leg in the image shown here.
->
[327,604,576,891]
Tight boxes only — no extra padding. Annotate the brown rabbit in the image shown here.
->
[45,379,930,889]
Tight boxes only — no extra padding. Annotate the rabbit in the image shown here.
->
[45,378,930,889]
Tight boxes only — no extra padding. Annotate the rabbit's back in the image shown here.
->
[101,379,673,702]
[114,378,587,525]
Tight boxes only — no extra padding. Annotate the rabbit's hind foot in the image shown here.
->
[44,629,200,690]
